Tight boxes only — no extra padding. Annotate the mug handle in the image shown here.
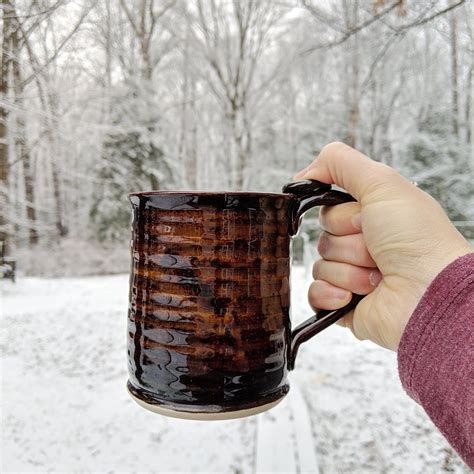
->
[282,180,365,370]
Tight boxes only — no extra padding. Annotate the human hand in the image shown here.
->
[294,142,472,350]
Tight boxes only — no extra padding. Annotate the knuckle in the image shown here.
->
[308,280,318,295]
[317,232,329,257]
[308,281,321,307]
[312,260,321,279]
[320,141,348,158]
[374,162,400,182]
[362,163,401,199]
[313,259,328,280]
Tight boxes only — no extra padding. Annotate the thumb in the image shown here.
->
[294,142,409,203]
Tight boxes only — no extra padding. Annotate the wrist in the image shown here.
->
[396,246,473,347]
[422,244,473,289]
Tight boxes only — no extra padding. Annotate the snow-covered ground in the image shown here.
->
[1,267,469,473]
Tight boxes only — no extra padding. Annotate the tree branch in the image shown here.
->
[20,3,94,87]
[395,0,465,31]
[300,0,465,56]
[300,0,347,34]
[300,0,402,56]
[1,0,64,20]
[119,0,140,37]
[145,0,176,54]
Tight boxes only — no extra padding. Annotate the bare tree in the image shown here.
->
[2,0,471,255]
[0,0,14,253]
[344,0,360,148]
[15,1,92,239]
[119,0,176,82]
[10,0,38,244]
[449,12,459,137]
[188,0,282,189]
[177,27,197,188]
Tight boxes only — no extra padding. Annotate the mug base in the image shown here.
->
[127,383,288,421]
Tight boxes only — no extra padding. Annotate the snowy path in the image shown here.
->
[1,268,469,473]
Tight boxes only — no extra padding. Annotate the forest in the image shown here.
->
[1,3,473,471]
[0,0,472,276]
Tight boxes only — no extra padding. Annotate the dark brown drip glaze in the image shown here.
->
[128,192,293,410]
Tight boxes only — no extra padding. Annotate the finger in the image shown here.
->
[335,310,355,330]
[335,307,370,343]
[308,279,352,311]
[351,291,385,345]
[335,289,390,347]
[312,259,382,295]
[294,142,410,203]
[318,231,376,268]
[319,201,361,235]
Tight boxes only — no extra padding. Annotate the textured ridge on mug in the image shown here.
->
[128,193,293,411]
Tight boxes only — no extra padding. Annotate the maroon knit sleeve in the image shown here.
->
[398,252,474,468]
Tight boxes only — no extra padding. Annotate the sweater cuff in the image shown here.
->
[397,252,474,401]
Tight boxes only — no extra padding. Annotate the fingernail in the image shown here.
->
[369,270,382,287]
[293,161,317,180]
[331,286,351,301]
[351,213,362,231]
[293,164,311,180]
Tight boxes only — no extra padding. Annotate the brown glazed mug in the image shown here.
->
[127,180,363,420]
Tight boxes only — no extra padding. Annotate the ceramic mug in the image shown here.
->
[127,180,363,420]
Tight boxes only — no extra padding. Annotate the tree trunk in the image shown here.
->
[466,66,472,144]
[242,107,252,189]
[0,0,14,255]
[349,0,360,149]
[17,115,38,244]
[231,106,247,190]
[51,152,67,237]
[21,31,68,239]
[189,78,198,189]
[179,31,190,187]
[449,13,459,137]
[11,8,38,245]
[105,0,112,91]
[45,94,67,238]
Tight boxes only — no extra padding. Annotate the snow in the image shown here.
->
[15,239,130,278]
[0,267,469,473]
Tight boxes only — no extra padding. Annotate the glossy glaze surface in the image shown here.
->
[128,192,293,412]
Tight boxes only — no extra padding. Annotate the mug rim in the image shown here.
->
[128,190,289,198]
